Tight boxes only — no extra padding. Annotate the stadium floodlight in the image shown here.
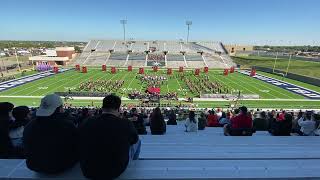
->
[186,20,192,43]
[14,48,21,72]
[120,19,127,43]
[272,52,279,73]
[285,54,292,76]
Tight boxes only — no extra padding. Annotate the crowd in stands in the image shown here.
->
[147,54,165,61]
[1,94,320,179]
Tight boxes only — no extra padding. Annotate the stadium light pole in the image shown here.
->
[186,20,192,43]
[285,54,292,76]
[272,52,278,73]
[14,48,21,72]
[120,19,127,44]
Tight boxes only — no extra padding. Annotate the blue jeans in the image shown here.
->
[129,139,141,161]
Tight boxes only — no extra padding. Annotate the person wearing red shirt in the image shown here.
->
[277,110,286,121]
[223,106,253,136]
[207,110,220,127]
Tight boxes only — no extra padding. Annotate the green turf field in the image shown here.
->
[0,68,305,99]
[0,68,319,108]
[232,55,320,78]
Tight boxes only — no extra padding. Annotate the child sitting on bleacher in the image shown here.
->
[185,111,198,132]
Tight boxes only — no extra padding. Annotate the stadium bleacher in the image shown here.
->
[127,53,146,67]
[166,54,186,68]
[106,52,128,66]
[74,40,235,68]
[1,122,320,179]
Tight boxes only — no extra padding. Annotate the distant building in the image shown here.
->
[224,45,254,55]
[17,50,31,56]
[29,47,75,66]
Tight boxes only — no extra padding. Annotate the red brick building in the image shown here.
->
[29,47,75,66]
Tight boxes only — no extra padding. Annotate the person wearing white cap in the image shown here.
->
[23,94,78,174]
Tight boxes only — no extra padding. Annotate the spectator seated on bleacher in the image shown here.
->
[294,111,317,136]
[218,111,231,126]
[9,106,31,154]
[23,94,78,174]
[198,112,207,130]
[128,108,147,135]
[253,111,268,131]
[150,107,166,135]
[269,113,293,136]
[185,111,198,132]
[223,106,253,136]
[207,110,221,127]
[167,109,177,125]
[0,102,18,159]
[78,95,141,179]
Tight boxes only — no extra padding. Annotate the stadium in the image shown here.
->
[1,39,319,109]
[1,0,320,179]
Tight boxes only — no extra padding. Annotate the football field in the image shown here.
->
[0,68,320,109]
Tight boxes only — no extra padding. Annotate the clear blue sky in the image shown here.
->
[1,0,320,45]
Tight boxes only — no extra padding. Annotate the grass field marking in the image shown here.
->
[226,73,279,99]
[65,69,122,94]
[207,72,257,95]
[258,71,320,94]
[7,71,78,96]
[28,70,100,95]
[238,71,301,99]
[49,69,114,94]
[234,73,296,99]
[173,74,184,96]
[125,72,138,90]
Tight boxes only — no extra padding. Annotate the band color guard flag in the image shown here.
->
[195,68,200,75]
[139,67,144,74]
[224,69,229,76]
[179,66,184,72]
[82,66,87,73]
[53,66,59,73]
[102,65,106,71]
[111,67,116,74]
[204,67,209,73]
[75,64,80,71]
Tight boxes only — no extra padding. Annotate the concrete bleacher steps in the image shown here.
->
[1,159,320,180]
[3,124,319,179]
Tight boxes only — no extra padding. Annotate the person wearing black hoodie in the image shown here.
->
[150,107,166,135]
[79,94,140,179]
[0,102,14,158]
[167,109,177,125]
[23,94,78,174]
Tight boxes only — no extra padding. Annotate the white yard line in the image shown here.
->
[27,72,88,96]
[238,74,296,99]
[207,73,256,95]
[8,71,76,95]
[225,74,279,99]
